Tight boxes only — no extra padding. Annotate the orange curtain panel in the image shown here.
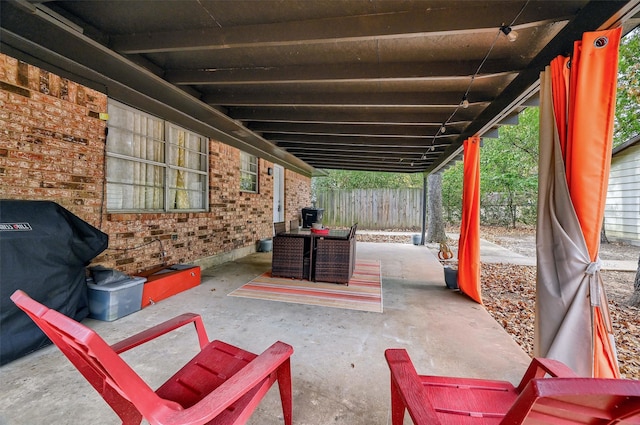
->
[566,28,621,379]
[458,136,481,304]
[536,27,621,378]
[566,29,621,261]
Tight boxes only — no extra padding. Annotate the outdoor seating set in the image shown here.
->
[10,290,640,425]
[271,222,357,284]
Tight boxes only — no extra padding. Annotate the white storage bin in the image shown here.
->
[87,277,146,321]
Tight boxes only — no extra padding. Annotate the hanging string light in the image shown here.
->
[500,25,519,42]
[420,0,530,163]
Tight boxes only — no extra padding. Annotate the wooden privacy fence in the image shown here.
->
[315,189,535,229]
[315,189,423,230]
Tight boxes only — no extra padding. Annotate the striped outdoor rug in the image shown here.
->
[228,260,382,313]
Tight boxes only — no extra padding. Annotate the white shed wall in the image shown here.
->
[604,143,640,246]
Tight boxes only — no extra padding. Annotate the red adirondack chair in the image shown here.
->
[11,290,293,425]
[385,348,640,425]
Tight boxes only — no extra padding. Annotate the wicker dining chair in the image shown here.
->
[314,223,357,284]
[348,223,358,275]
[273,221,286,235]
[272,235,307,280]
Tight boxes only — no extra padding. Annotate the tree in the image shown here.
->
[614,27,640,146]
[480,107,539,227]
[442,162,464,222]
[630,256,640,307]
[312,170,422,191]
[440,108,539,227]
[426,173,446,242]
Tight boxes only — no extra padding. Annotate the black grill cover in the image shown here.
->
[302,207,324,228]
[0,200,108,365]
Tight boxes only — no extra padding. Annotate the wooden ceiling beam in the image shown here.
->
[248,122,467,136]
[166,61,518,85]
[204,91,492,107]
[111,8,558,54]
[228,107,475,124]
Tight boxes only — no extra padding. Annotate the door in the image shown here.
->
[273,165,285,223]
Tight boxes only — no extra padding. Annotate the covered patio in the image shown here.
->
[0,242,530,424]
[1,1,640,423]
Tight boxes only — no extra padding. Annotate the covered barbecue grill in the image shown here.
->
[0,200,108,365]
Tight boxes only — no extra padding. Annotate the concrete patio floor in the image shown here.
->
[0,242,531,425]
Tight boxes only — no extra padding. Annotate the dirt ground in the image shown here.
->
[478,226,640,380]
[359,226,640,379]
[478,225,640,301]
[479,225,640,262]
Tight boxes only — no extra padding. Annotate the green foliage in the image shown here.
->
[442,108,539,226]
[312,170,423,191]
[480,108,539,226]
[442,163,463,222]
[615,27,640,145]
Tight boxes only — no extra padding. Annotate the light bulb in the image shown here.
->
[500,26,518,42]
[461,96,469,108]
[440,124,446,133]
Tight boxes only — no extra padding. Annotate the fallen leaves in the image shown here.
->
[482,263,640,380]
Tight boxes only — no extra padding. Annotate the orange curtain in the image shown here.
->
[566,29,621,261]
[550,57,570,158]
[551,27,621,378]
[458,136,481,304]
[571,28,621,379]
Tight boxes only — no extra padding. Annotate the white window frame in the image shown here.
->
[240,151,258,193]
[105,100,209,212]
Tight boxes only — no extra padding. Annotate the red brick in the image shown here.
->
[1,52,311,275]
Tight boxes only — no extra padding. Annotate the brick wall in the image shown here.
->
[0,55,107,225]
[286,168,312,224]
[0,53,311,274]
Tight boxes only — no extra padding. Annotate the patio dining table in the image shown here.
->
[271,228,353,283]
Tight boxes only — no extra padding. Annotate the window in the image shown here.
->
[240,151,258,192]
[106,100,208,211]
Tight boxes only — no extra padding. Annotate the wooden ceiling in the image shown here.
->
[2,0,639,175]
